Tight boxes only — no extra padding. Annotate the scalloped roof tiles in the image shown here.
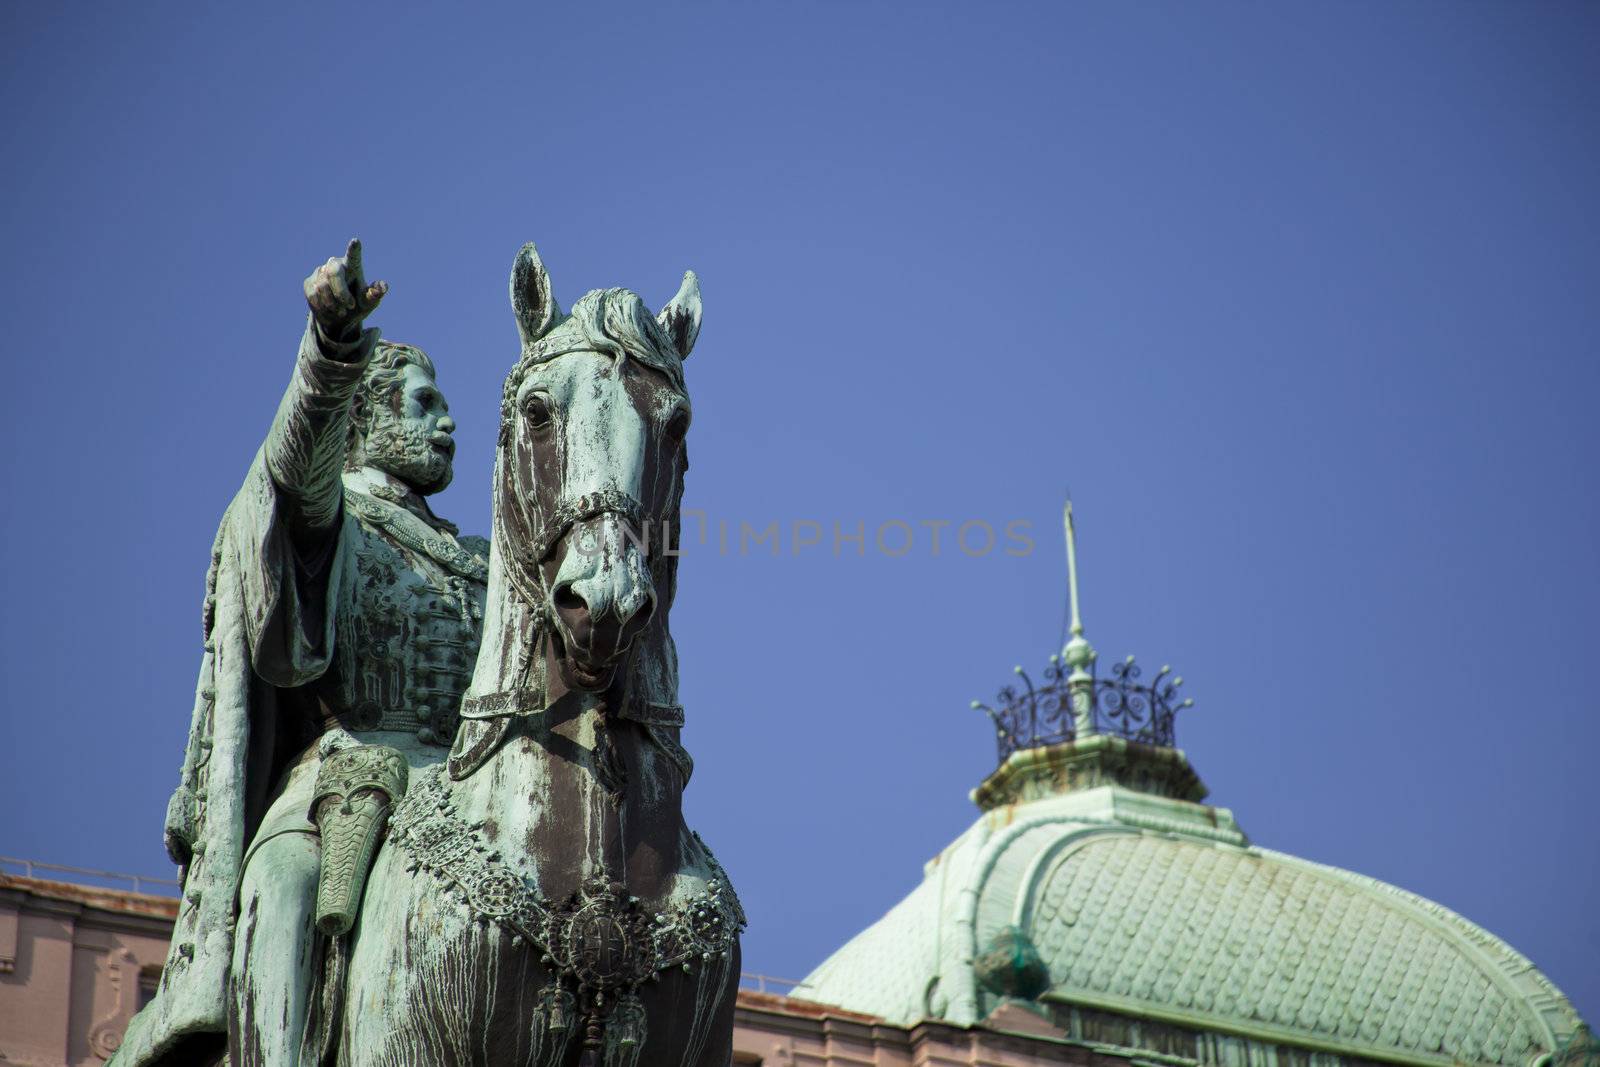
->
[1025,833,1551,1064]
[793,793,1583,1067]
[794,874,944,1026]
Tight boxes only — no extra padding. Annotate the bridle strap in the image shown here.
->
[524,488,649,566]
[459,687,548,720]
[495,483,666,638]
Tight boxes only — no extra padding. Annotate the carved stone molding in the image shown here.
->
[87,948,138,1060]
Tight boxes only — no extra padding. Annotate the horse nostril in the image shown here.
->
[551,574,653,658]
[554,584,587,616]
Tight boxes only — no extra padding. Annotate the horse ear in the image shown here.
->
[656,270,702,359]
[510,242,560,347]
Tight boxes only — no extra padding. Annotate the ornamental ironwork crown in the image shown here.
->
[970,501,1195,766]
[971,653,1193,763]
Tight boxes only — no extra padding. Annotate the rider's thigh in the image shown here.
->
[239,831,320,917]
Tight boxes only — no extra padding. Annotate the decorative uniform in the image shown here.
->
[244,484,487,867]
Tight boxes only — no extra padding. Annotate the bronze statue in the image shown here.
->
[117,240,742,1067]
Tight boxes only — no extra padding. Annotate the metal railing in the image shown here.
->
[739,972,805,997]
[0,856,180,897]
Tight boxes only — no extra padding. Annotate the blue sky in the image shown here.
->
[3,1,1596,1025]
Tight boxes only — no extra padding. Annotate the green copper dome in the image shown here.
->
[791,761,1586,1067]
[795,508,1587,1064]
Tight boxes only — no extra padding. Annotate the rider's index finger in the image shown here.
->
[345,238,363,274]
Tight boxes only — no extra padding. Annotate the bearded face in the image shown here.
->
[360,362,456,496]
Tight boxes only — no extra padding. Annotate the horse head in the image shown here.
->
[494,241,700,695]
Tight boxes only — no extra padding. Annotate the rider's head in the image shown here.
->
[348,341,455,496]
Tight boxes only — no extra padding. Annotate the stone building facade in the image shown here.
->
[0,874,176,1066]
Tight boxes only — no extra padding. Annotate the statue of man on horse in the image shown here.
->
[116,239,743,1067]
[116,241,489,1066]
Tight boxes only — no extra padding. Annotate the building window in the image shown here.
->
[138,965,162,1010]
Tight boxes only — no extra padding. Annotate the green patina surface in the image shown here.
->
[972,734,1211,809]
[791,754,1586,1067]
[1029,834,1571,1064]
[115,240,739,1066]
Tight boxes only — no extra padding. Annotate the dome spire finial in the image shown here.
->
[1065,496,1085,640]
[1062,496,1098,736]
[970,495,1197,802]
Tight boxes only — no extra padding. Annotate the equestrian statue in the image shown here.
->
[115,240,742,1067]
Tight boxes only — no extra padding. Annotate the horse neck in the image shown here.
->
[456,526,689,900]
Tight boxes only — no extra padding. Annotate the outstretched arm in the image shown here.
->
[263,239,390,536]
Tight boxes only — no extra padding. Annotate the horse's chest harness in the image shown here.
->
[389,765,743,1062]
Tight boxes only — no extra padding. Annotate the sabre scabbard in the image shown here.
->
[309,745,409,937]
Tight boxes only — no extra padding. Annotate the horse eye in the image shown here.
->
[665,410,690,441]
[522,394,552,429]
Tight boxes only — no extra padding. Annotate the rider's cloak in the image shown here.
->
[112,321,375,1066]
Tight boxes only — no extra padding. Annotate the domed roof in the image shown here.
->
[795,508,1586,1064]
[791,748,1586,1067]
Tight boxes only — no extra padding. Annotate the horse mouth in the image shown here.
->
[550,630,622,692]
